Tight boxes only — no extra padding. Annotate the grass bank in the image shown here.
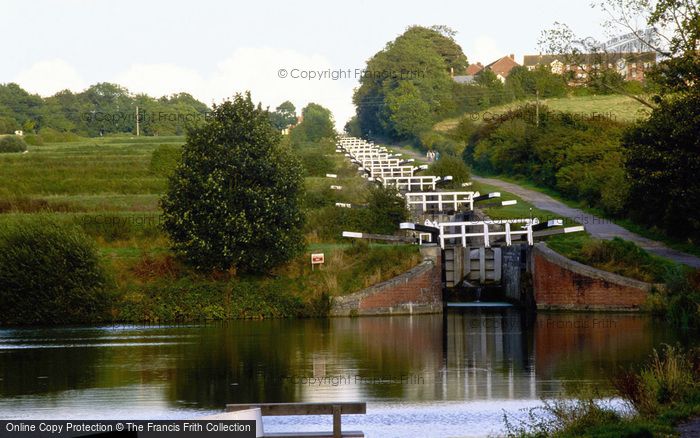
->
[435,94,650,132]
[0,136,422,324]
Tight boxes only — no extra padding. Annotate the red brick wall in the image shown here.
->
[330,246,443,316]
[358,264,441,310]
[533,245,651,311]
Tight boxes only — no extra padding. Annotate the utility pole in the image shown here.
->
[136,105,140,136]
[535,90,539,127]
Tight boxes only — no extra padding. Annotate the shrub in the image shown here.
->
[426,155,471,188]
[578,237,673,283]
[464,103,630,214]
[0,220,109,325]
[365,186,409,235]
[613,345,699,416]
[0,135,27,153]
[37,127,81,143]
[304,205,368,241]
[656,268,700,328]
[298,149,334,177]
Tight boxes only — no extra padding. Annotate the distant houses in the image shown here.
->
[454,51,656,86]
[453,54,520,84]
[522,51,656,83]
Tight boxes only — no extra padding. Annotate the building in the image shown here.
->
[484,54,519,82]
[465,63,483,75]
[522,51,657,83]
[453,56,519,85]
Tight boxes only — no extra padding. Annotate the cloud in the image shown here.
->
[113,48,356,128]
[208,47,355,127]
[13,50,358,128]
[14,59,86,97]
[468,36,504,65]
[114,63,205,100]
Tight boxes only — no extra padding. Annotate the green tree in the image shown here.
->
[353,25,462,140]
[290,103,335,145]
[623,92,700,242]
[365,186,409,235]
[385,81,433,139]
[161,92,305,273]
[426,155,471,188]
[270,101,297,130]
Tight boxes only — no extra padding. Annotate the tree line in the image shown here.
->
[0,82,210,139]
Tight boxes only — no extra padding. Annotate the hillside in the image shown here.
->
[434,94,651,132]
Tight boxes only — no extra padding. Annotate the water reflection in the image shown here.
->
[0,311,692,421]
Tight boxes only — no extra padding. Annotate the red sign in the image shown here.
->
[311,253,325,264]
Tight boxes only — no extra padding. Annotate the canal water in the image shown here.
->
[0,309,694,437]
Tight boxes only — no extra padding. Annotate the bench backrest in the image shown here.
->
[226,402,366,416]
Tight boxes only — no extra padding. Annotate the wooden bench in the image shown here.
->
[226,402,366,438]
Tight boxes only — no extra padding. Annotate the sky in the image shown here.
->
[1,0,610,128]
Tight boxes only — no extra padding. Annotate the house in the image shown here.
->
[522,52,657,83]
[484,54,519,82]
[452,56,520,84]
[465,63,483,75]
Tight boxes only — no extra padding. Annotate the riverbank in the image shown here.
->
[0,135,422,325]
[505,344,700,437]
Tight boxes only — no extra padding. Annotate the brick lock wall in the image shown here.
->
[532,244,652,311]
[330,246,443,316]
[358,264,441,310]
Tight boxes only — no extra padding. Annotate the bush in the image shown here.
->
[298,149,334,177]
[578,237,673,283]
[365,186,409,235]
[426,155,471,188]
[37,127,81,143]
[613,345,699,416]
[464,104,629,215]
[653,268,700,328]
[0,135,27,153]
[0,220,109,325]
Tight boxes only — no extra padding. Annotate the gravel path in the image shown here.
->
[387,144,699,267]
[471,175,700,268]
[677,417,700,437]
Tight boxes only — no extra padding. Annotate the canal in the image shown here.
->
[0,310,694,437]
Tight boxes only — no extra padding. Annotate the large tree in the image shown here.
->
[289,103,335,145]
[161,92,305,273]
[269,101,297,131]
[353,25,465,140]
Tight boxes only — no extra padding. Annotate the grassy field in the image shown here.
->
[434,94,650,131]
[0,135,422,322]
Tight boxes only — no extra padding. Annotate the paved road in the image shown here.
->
[472,175,700,268]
